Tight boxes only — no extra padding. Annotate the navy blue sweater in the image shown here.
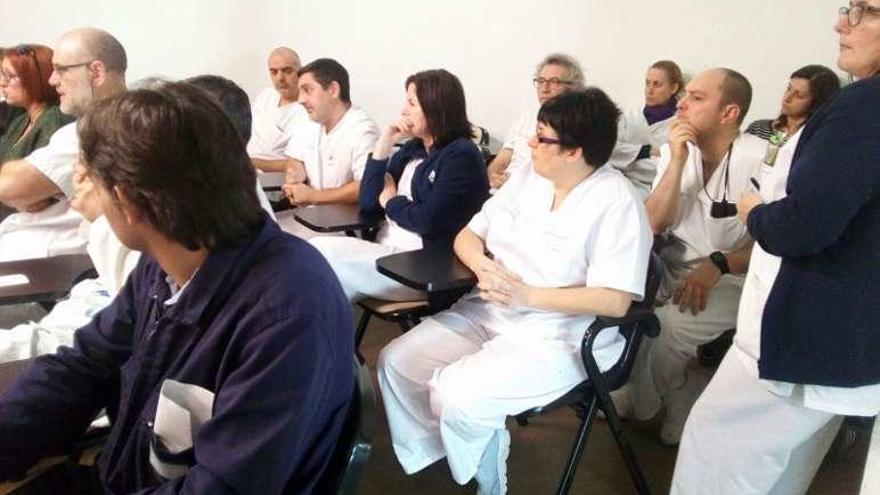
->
[359,137,489,249]
[748,76,880,387]
[0,216,355,494]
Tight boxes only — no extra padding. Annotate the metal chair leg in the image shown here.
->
[596,387,651,495]
[355,310,372,363]
[555,394,599,495]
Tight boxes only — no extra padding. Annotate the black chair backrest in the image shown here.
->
[317,358,375,494]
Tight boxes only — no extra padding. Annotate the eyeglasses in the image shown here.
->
[840,3,880,26]
[536,136,563,145]
[52,61,94,76]
[0,71,19,83]
[533,77,573,88]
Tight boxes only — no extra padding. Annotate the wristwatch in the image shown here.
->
[709,251,730,275]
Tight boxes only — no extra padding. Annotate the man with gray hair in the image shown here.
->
[487,53,584,189]
[247,46,313,173]
[488,52,649,191]
[0,27,126,261]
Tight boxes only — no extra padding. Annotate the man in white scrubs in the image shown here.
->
[378,89,652,494]
[278,58,378,237]
[0,27,127,261]
[487,53,648,193]
[246,46,311,174]
[623,68,765,446]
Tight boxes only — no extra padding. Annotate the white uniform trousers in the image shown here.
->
[862,419,880,494]
[310,236,423,302]
[377,312,586,487]
[629,275,742,419]
[671,350,842,495]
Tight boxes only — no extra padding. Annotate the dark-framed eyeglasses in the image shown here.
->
[52,61,94,76]
[536,136,563,145]
[840,3,880,26]
[533,77,573,88]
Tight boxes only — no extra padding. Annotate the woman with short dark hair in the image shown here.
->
[311,68,489,302]
[0,44,74,162]
[378,88,653,494]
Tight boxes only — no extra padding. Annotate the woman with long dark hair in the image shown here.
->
[311,68,489,302]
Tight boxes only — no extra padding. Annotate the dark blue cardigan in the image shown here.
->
[359,137,489,249]
[748,76,880,387]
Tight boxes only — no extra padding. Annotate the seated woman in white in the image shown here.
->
[311,69,488,302]
[377,89,653,494]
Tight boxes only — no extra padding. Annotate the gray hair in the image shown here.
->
[535,53,585,89]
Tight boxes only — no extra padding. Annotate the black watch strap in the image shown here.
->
[709,251,730,275]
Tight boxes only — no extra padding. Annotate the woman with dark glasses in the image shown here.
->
[0,44,73,162]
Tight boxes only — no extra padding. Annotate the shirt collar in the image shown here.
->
[153,213,276,325]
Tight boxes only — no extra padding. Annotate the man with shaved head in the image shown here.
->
[248,46,313,173]
[0,27,126,260]
[621,68,765,446]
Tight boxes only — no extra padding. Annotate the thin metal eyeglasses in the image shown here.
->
[533,77,573,88]
[840,4,880,26]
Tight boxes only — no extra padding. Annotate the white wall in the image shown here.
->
[2,0,841,147]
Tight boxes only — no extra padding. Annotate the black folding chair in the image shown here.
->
[514,253,662,495]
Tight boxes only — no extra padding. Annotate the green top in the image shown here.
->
[0,105,75,163]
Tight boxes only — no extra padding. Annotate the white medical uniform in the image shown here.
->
[276,106,378,238]
[620,109,675,199]
[499,107,539,181]
[0,216,139,363]
[672,129,880,495]
[606,108,652,196]
[628,133,765,423]
[310,158,425,302]
[246,87,310,161]
[378,166,652,490]
[0,123,87,261]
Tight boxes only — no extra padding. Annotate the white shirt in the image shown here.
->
[0,122,86,261]
[501,107,539,180]
[246,87,311,160]
[453,166,652,367]
[734,129,880,417]
[375,158,424,251]
[652,133,765,274]
[285,106,378,189]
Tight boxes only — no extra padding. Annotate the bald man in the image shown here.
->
[0,27,127,261]
[248,46,315,173]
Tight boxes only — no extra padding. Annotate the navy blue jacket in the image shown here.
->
[748,76,880,387]
[0,216,355,494]
[359,137,489,249]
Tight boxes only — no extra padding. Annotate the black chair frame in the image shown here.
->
[514,253,662,495]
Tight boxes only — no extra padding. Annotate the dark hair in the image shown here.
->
[774,64,841,130]
[719,68,752,125]
[537,88,621,168]
[78,82,263,251]
[404,69,473,147]
[185,74,252,142]
[297,58,350,104]
[650,60,685,97]
[3,44,59,105]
